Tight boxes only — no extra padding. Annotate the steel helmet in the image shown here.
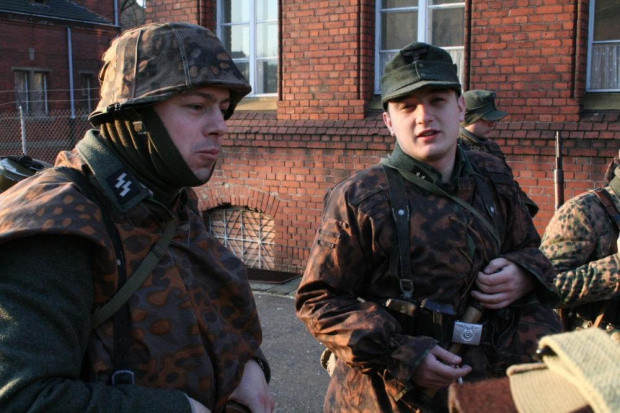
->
[0,156,52,193]
[89,22,252,125]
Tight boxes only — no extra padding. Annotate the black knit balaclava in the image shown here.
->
[99,106,205,205]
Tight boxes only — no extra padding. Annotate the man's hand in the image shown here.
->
[472,257,535,309]
[228,359,275,413]
[411,346,472,390]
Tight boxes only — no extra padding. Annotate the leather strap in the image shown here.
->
[381,159,502,250]
[382,164,413,299]
[590,188,619,328]
[91,218,177,328]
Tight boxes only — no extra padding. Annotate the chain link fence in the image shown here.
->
[0,108,94,164]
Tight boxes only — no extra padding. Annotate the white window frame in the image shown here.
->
[217,0,278,96]
[375,0,465,94]
[14,68,49,116]
[586,0,620,92]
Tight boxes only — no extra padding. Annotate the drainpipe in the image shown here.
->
[114,0,119,26]
[67,26,75,119]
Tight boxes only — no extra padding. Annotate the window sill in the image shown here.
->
[583,92,620,111]
[236,96,277,111]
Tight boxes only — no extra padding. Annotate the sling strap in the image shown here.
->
[590,188,620,328]
[55,167,177,385]
[90,218,177,329]
[380,159,502,250]
[382,164,413,299]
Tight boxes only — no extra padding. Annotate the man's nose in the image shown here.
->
[415,105,433,124]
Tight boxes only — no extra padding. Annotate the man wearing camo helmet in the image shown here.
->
[0,22,274,413]
[541,152,620,339]
[296,42,560,412]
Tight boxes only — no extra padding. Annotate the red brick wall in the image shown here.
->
[464,0,618,229]
[0,19,117,112]
[278,0,372,120]
[146,0,619,274]
[146,0,199,25]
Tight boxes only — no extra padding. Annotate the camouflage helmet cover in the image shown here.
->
[89,22,252,124]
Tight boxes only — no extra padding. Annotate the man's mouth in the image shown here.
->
[418,129,438,138]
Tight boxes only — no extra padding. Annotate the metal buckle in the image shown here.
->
[399,279,414,300]
[452,321,483,346]
[111,369,136,386]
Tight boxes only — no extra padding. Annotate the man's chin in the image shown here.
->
[191,166,216,184]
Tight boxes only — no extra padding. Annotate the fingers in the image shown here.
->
[481,257,509,274]
[430,345,462,366]
[412,346,472,390]
[471,289,511,309]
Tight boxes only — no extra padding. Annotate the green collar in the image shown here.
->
[76,130,151,213]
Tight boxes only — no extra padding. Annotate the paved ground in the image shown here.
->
[251,277,331,412]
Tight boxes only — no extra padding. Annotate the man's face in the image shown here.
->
[464,118,496,139]
[383,87,465,172]
[154,86,230,182]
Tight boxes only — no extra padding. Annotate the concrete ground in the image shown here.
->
[251,277,332,412]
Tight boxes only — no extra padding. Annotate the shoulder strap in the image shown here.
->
[55,167,178,385]
[592,188,620,231]
[590,188,619,328]
[382,164,413,299]
[381,160,502,250]
[90,218,177,328]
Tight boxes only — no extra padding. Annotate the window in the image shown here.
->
[206,207,276,270]
[14,69,49,115]
[79,73,97,114]
[218,0,278,95]
[587,0,620,92]
[375,0,465,93]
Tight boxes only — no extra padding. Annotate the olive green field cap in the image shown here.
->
[381,42,461,107]
[90,22,251,125]
[463,90,508,125]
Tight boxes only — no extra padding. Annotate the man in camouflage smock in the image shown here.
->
[540,156,620,336]
[296,43,560,413]
[458,90,539,217]
[0,23,274,413]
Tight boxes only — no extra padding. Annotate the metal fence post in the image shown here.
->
[19,105,27,156]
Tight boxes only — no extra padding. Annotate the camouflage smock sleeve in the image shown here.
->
[540,193,620,307]
[0,235,191,412]
[296,182,436,387]
[477,155,558,306]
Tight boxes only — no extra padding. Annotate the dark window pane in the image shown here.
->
[430,8,464,47]
[381,11,418,49]
[256,60,277,94]
[384,0,418,9]
[594,0,620,41]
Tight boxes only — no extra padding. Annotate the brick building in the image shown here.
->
[144,0,620,277]
[0,0,118,158]
[70,1,620,277]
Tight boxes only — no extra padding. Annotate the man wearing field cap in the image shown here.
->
[297,42,560,412]
[459,90,539,217]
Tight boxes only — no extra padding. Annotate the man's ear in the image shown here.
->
[457,94,466,123]
[382,110,393,135]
